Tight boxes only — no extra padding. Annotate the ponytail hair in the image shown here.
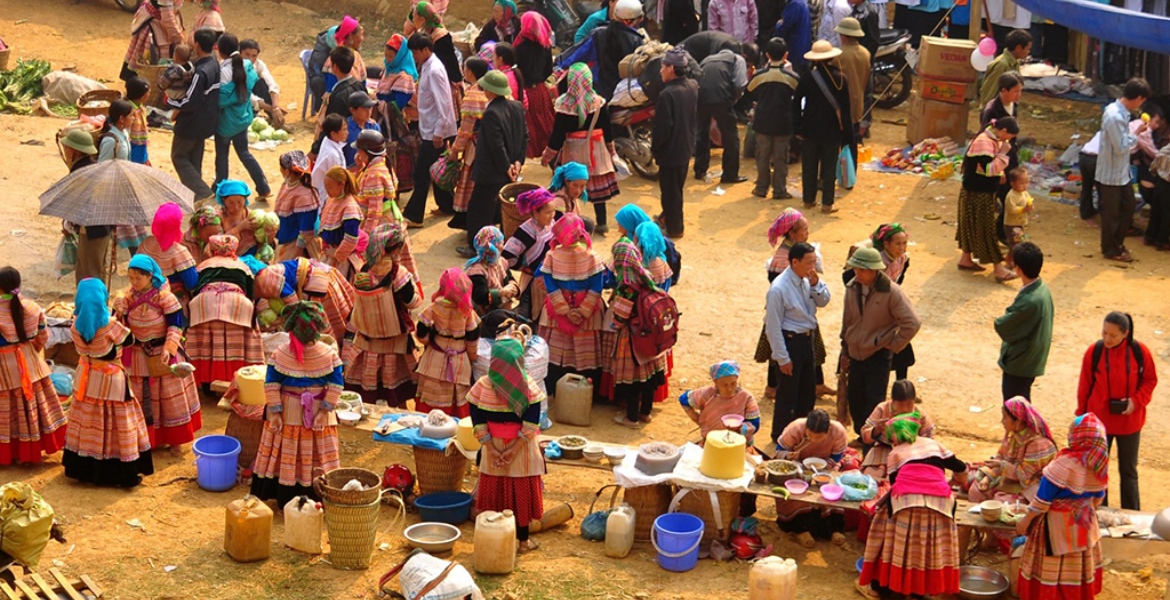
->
[1104,310,1135,348]
[218,32,249,102]
[494,42,525,103]
[102,99,135,138]
[0,267,27,343]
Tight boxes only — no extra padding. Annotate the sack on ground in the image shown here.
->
[43,71,107,105]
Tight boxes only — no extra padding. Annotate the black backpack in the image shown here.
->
[1089,340,1146,392]
[664,238,682,286]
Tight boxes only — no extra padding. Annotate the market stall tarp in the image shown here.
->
[1015,0,1170,56]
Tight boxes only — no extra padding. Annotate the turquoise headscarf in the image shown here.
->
[633,221,666,266]
[240,255,267,275]
[128,254,165,289]
[384,33,419,79]
[615,204,650,235]
[215,179,252,207]
[549,162,590,202]
[74,278,110,343]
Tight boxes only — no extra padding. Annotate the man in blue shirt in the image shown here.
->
[765,242,830,441]
[1097,78,1150,262]
[344,91,381,166]
[774,0,811,72]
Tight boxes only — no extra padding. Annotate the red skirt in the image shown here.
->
[860,505,960,596]
[0,377,68,465]
[413,400,470,419]
[186,321,263,384]
[149,409,203,448]
[525,84,555,159]
[476,473,544,528]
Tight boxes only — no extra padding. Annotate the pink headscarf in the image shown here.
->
[433,267,474,317]
[152,202,184,251]
[335,16,360,44]
[552,213,590,249]
[516,188,556,215]
[519,11,553,48]
[767,208,803,247]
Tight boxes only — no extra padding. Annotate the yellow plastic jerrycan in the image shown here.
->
[225,495,273,562]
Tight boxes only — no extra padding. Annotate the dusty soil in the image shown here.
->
[2,1,1170,599]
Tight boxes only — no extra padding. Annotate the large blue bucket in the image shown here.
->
[192,435,242,492]
[651,513,704,572]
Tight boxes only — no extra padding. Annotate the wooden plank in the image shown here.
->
[29,573,57,600]
[0,582,20,600]
[48,569,86,600]
[11,579,39,600]
[79,575,102,598]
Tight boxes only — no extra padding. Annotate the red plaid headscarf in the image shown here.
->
[1043,413,1109,495]
[433,267,473,317]
[767,208,803,247]
[489,338,536,416]
[552,213,590,249]
[1003,396,1053,441]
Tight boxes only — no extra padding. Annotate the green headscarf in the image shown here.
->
[488,338,535,417]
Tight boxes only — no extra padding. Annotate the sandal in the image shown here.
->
[957,263,986,272]
[821,205,840,214]
[638,415,653,424]
[518,539,540,553]
[613,415,642,429]
[994,272,1018,283]
[831,532,847,547]
[855,581,881,600]
[1106,252,1134,263]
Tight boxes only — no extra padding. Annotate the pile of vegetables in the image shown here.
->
[247,116,290,143]
[248,208,280,264]
[0,59,51,114]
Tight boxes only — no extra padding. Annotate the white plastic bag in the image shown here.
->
[613,155,632,180]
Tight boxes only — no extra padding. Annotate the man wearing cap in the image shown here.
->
[557,0,646,100]
[404,33,458,227]
[835,18,870,165]
[694,46,750,184]
[344,91,381,167]
[462,70,527,255]
[652,48,698,239]
[839,246,920,435]
[794,40,853,213]
[59,131,112,285]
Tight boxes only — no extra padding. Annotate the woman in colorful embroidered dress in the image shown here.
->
[860,379,935,481]
[114,255,201,453]
[474,0,521,50]
[183,206,223,263]
[254,258,356,345]
[543,63,619,233]
[377,33,420,196]
[217,179,274,259]
[346,224,421,407]
[450,57,491,227]
[775,409,850,547]
[680,360,760,442]
[251,301,344,505]
[191,0,224,37]
[515,12,555,160]
[465,226,518,315]
[502,188,559,323]
[858,412,967,600]
[969,396,1057,503]
[320,166,365,278]
[607,235,665,429]
[956,117,1018,281]
[355,130,398,232]
[415,268,480,417]
[869,223,914,379]
[539,213,606,397]
[63,278,154,488]
[468,338,546,552]
[123,0,185,75]
[0,267,67,465]
[547,162,587,217]
[1015,413,1107,600]
[137,203,199,308]
[378,34,418,111]
[186,235,263,386]
[274,151,320,262]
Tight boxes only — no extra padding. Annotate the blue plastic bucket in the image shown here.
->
[651,513,704,572]
[192,435,242,492]
[413,492,474,524]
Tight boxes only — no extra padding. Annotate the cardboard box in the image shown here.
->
[906,91,969,145]
[917,36,978,83]
[918,77,968,105]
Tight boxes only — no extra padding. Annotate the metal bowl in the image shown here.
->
[404,522,462,554]
[958,566,1010,600]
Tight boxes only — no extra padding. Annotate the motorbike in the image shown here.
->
[115,0,143,12]
[611,105,658,181]
[872,28,913,109]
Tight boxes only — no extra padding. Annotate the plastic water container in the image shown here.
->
[225,495,273,562]
[473,510,517,574]
[283,496,323,554]
[652,513,704,572]
[604,503,636,558]
[749,556,798,600]
[234,365,267,405]
[193,435,242,492]
[456,417,481,452]
[555,374,593,427]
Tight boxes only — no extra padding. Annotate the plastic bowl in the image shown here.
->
[336,410,361,426]
[413,491,474,524]
[582,444,605,463]
[802,457,828,472]
[784,478,809,495]
[979,500,1004,523]
[821,484,845,501]
[604,447,627,465]
[404,522,461,554]
[721,414,745,429]
[856,557,864,573]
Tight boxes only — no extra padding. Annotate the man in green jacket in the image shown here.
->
[994,242,1053,402]
[978,29,1032,108]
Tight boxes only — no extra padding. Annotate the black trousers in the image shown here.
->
[1098,183,1136,257]
[1142,178,1170,247]
[772,332,816,443]
[658,164,688,237]
[1078,152,1099,220]
[466,180,506,245]
[801,136,838,207]
[847,349,892,435]
[694,103,740,180]
[171,134,212,199]
[617,381,656,422]
[1001,372,1035,402]
[404,137,455,223]
[1106,432,1141,510]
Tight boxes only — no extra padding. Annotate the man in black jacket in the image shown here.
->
[793,40,853,213]
[694,47,749,183]
[652,49,699,239]
[324,47,364,121]
[460,70,528,256]
[168,27,220,200]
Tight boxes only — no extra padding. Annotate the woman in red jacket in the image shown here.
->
[1076,311,1158,510]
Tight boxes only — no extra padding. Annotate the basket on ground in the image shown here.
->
[77,89,123,118]
[499,182,540,239]
[323,497,381,569]
[625,484,674,542]
[224,411,263,469]
[314,467,382,505]
[673,488,740,545]
[413,446,468,495]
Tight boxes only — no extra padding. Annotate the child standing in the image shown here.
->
[273,151,320,261]
[319,167,365,278]
[125,76,151,165]
[344,92,381,167]
[1003,168,1034,266]
[415,268,480,417]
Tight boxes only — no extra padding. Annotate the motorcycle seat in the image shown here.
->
[879,29,910,46]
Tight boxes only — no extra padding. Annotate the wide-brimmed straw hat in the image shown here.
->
[805,40,843,61]
[835,17,864,38]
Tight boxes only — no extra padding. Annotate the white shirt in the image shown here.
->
[252,58,279,98]
[417,55,457,140]
[312,137,346,202]
[818,0,853,47]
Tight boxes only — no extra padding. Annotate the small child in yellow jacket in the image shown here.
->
[1003,168,1033,266]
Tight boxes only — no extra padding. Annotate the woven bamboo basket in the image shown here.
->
[674,489,740,546]
[77,89,123,118]
[0,48,11,72]
[499,182,540,239]
[314,467,382,505]
[323,497,381,569]
[135,63,167,107]
[413,446,468,495]
[625,484,673,543]
[224,411,263,469]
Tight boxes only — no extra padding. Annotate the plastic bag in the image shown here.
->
[54,234,77,277]
[836,147,857,189]
[837,471,878,502]
[395,549,484,600]
[0,482,55,568]
[612,155,632,180]
[580,508,610,541]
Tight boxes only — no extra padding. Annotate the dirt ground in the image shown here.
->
[3,1,1170,599]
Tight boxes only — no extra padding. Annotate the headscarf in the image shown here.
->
[519,11,553,48]
[208,234,240,258]
[549,162,589,201]
[515,188,556,215]
[611,239,657,290]
[710,360,740,381]
[128,254,165,289]
[489,338,537,416]
[240,255,267,275]
[554,63,603,126]
[74,278,110,343]
[383,33,419,79]
[477,41,498,66]
[870,222,907,253]
[280,150,311,176]
[190,205,222,231]
[633,221,666,266]
[202,0,221,10]
[335,15,360,44]
[1057,413,1110,486]
[552,213,590,249]
[284,301,330,363]
[886,411,924,445]
[1003,397,1053,441]
[614,203,650,235]
[152,202,184,251]
[494,0,517,24]
[364,222,407,267]
[767,208,803,247]
[215,179,252,207]
[433,267,474,317]
[416,1,444,29]
[465,226,505,269]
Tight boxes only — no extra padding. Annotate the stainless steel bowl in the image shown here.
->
[404,522,461,554]
[958,566,1010,600]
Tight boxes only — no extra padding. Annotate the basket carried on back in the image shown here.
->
[313,467,382,505]
[135,63,167,107]
[323,497,381,569]
[499,182,540,239]
[77,89,123,118]
[413,446,468,495]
